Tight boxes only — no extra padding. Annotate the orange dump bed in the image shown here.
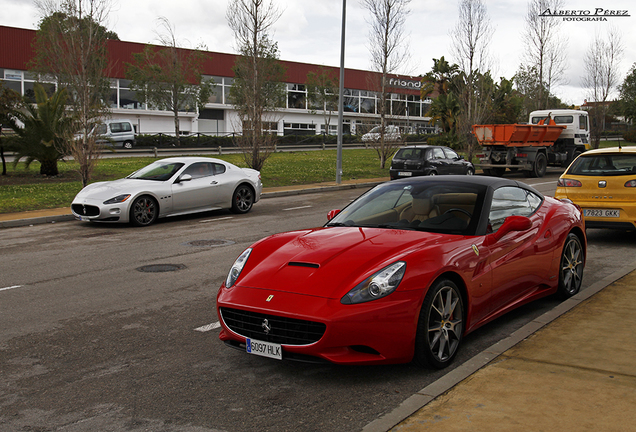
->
[472,124,565,147]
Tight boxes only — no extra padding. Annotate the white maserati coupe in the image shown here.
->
[71,157,262,227]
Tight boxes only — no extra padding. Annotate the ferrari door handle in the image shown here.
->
[210,181,218,185]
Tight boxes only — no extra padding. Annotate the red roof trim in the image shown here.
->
[1,25,421,95]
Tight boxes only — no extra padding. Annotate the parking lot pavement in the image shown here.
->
[5,175,636,432]
[0,178,388,228]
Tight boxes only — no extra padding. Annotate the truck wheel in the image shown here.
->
[532,153,547,177]
[491,167,505,177]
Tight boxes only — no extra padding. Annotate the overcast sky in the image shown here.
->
[1,0,635,105]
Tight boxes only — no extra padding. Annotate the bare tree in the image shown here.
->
[305,66,339,137]
[226,0,286,171]
[522,0,568,110]
[582,26,624,149]
[32,0,113,187]
[450,0,494,160]
[126,17,212,145]
[361,0,411,169]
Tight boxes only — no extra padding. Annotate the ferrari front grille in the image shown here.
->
[71,204,100,216]
[220,307,326,346]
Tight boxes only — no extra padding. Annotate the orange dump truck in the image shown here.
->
[472,109,590,177]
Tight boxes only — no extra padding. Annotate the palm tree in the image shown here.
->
[429,93,460,134]
[6,84,72,176]
[421,56,460,99]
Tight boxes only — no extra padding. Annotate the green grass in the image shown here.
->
[0,149,390,214]
[598,140,635,149]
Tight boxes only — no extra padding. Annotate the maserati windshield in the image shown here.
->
[128,162,185,181]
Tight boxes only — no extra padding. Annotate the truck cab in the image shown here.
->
[529,109,590,152]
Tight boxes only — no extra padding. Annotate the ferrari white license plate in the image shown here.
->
[246,338,282,360]
[398,171,412,177]
[584,209,620,218]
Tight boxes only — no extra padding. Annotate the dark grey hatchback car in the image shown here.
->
[389,145,475,180]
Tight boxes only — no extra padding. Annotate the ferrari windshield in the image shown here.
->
[327,180,487,235]
[128,161,185,181]
[568,154,636,176]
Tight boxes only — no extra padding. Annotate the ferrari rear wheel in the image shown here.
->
[414,279,464,369]
[230,184,254,214]
[130,195,158,227]
[557,233,584,299]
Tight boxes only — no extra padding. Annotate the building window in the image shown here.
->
[283,122,315,136]
[391,93,406,116]
[1,69,22,81]
[320,124,338,135]
[360,96,376,114]
[287,84,306,109]
[343,89,359,112]
[119,88,143,109]
[407,95,421,118]
[23,82,56,102]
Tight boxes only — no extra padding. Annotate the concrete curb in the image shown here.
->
[0,213,76,229]
[361,258,636,432]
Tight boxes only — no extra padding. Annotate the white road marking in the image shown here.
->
[283,205,312,211]
[0,285,22,292]
[194,322,221,332]
[199,217,234,223]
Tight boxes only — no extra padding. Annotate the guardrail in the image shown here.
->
[115,141,431,157]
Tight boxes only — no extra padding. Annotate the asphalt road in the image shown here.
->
[1,170,635,432]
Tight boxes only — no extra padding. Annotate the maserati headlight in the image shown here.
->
[225,248,252,288]
[341,261,406,304]
[103,194,131,204]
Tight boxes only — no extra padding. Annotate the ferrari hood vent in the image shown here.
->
[288,261,320,269]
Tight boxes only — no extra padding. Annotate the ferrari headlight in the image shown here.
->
[225,248,252,288]
[103,194,131,204]
[341,261,406,304]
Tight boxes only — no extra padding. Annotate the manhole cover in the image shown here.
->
[184,239,235,247]
[136,264,187,273]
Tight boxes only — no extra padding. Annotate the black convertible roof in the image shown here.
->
[389,175,544,198]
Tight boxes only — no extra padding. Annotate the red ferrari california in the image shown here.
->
[216,176,586,368]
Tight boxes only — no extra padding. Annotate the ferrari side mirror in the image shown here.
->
[485,215,532,246]
[327,209,341,221]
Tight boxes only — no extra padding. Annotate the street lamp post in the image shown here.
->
[336,0,346,184]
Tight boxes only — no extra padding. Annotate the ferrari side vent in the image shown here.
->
[220,307,326,346]
[288,262,320,268]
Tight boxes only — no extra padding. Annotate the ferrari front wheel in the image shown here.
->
[414,279,464,369]
[557,233,584,299]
